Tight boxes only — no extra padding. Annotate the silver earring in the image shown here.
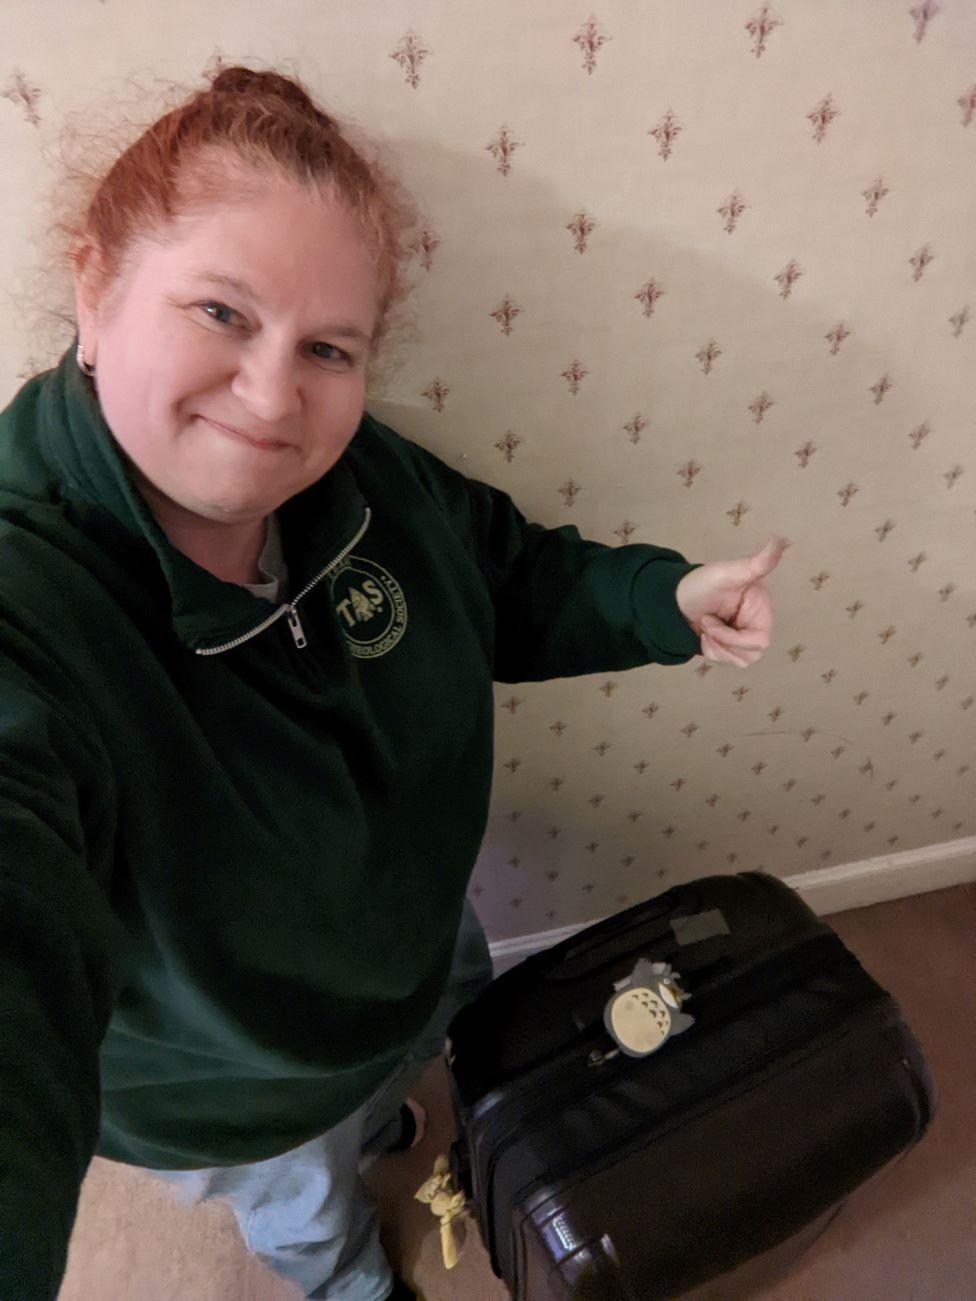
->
[76,340,96,377]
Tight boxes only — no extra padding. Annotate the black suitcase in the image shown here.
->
[444,872,936,1299]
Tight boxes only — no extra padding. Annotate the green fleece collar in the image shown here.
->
[33,340,369,653]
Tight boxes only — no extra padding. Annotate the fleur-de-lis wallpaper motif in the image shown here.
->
[421,378,449,412]
[573,15,611,75]
[863,177,890,216]
[825,322,851,354]
[749,391,774,423]
[949,306,970,336]
[870,374,894,404]
[649,108,682,160]
[623,413,646,445]
[495,430,521,462]
[558,479,581,507]
[727,501,749,527]
[774,260,803,298]
[910,1,940,43]
[677,459,703,488]
[391,31,429,88]
[795,441,817,467]
[695,339,721,373]
[717,190,748,234]
[807,93,839,143]
[567,212,596,254]
[411,229,439,271]
[746,5,782,58]
[909,244,935,281]
[1,71,41,126]
[487,126,522,176]
[635,279,665,317]
[5,3,974,940]
[561,359,588,394]
[491,295,522,335]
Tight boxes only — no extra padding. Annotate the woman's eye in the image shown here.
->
[196,305,354,367]
[200,301,239,327]
[311,342,353,366]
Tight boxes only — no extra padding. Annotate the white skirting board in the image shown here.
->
[486,835,976,976]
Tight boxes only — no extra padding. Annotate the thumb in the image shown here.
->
[745,536,791,581]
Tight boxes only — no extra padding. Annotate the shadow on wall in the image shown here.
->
[360,137,948,933]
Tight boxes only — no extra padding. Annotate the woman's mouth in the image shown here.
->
[202,416,292,452]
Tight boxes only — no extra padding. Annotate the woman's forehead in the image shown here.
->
[170,178,365,250]
[125,188,379,322]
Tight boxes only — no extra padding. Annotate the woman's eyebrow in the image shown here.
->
[186,269,372,342]
[191,269,256,298]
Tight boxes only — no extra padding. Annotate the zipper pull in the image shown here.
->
[587,1045,621,1068]
[287,605,308,649]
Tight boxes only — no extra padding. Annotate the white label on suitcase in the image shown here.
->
[672,909,730,945]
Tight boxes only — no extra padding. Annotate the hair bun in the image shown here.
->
[209,66,326,120]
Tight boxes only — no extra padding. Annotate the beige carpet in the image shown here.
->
[60,883,976,1300]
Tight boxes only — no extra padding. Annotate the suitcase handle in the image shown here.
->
[544,897,689,982]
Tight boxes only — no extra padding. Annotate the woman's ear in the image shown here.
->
[70,243,103,363]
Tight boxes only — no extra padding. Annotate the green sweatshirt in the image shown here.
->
[0,343,702,1298]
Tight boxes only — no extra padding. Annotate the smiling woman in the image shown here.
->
[0,63,761,1301]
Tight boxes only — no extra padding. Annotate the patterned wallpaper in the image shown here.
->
[2,1,974,943]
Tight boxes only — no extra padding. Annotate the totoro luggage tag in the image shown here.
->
[590,958,695,1065]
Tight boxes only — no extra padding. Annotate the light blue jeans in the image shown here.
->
[152,898,493,1300]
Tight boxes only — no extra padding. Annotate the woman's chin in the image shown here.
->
[189,494,279,524]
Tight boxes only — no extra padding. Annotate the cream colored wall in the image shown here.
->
[2,1,974,943]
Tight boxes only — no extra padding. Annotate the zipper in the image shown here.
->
[286,607,307,649]
[194,506,371,656]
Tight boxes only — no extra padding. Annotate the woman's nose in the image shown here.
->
[231,347,303,425]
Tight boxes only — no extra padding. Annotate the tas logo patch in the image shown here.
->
[330,556,407,659]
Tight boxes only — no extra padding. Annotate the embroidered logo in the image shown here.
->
[330,556,407,659]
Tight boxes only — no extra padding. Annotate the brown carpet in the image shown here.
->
[60,883,976,1300]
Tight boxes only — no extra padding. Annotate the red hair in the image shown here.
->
[62,65,418,351]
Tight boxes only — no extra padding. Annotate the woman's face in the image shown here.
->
[75,177,379,526]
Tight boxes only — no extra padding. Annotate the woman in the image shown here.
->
[0,66,785,1301]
